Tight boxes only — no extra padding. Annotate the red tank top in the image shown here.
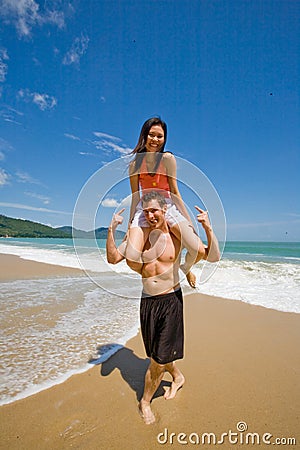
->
[139,156,171,198]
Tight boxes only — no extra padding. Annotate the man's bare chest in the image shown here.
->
[142,230,178,263]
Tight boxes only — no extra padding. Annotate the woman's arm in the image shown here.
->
[163,153,192,223]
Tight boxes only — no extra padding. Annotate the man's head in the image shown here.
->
[141,191,167,229]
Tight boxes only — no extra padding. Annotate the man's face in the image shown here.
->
[142,199,167,229]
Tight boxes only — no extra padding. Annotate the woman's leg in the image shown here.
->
[170,221,205,287]
[125,226,145,263]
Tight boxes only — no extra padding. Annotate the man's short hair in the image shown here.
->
[141,190,167,209]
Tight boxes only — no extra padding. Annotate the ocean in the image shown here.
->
[0,238,299,405]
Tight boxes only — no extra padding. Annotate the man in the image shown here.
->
[106,191,220,424]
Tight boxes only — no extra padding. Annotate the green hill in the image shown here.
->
[0,215,125,239]
[57,226,125,239]
[95,227,125,239]
[0,215,71,238]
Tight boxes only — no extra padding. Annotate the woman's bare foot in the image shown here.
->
[186,270,196,288]
[164,374,185,400]
[138,399,156,425]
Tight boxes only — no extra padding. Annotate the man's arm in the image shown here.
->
[106,209,126,264]
[194,206,220,263]
[106,209,143,273]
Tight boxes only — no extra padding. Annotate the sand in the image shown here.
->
[0,253,83,281]
[0,254,299,449]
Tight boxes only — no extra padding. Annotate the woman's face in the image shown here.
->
[145,125,165,153]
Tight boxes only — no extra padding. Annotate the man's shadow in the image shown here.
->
[89,344,171,401]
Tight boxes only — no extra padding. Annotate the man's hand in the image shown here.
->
[194,206,212,231]
[194,205,220,262]
[110,208,125,230]
[107,208,126,265]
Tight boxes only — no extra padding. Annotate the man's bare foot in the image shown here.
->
[138,399,156,425]
[186,271,196,288]
[164,375,185,400]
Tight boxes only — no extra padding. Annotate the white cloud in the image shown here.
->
[101,198,120,208]
[63,34,89,66]
[0,0,39,37]
[93,139,132,156]
[0,201,71,215]
[0,168,10,186]
[42,7,65,29]
[0,48,9,82]
[24,191,50,205]
[0,138,14,159]
[0,105,23,125]
[15,170,43,185]
[32,92,57,110]
[0,0,68,37]
[64,133,80,141]
[79,151,99,157]
[18,88,57,111]
[76,132,132,160]
[93,131,122,142]
[92,132,132,156]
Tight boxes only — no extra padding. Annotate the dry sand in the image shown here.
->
[0,254,299,449]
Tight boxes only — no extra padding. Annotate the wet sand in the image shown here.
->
[0,253,83,281]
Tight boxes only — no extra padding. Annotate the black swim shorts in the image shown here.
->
[140,288,184,364]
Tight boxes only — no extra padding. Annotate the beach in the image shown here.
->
[0,253,84,281]
[0,253,299,449]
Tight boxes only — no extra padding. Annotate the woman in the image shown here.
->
[125,117,205,288]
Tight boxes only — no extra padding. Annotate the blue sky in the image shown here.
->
[0,0,299,241]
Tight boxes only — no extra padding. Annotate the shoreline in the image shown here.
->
[1,253,299,448]
[1,252,299,314]
[1,243,299,316]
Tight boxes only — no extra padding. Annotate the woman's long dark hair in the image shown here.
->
[131,117,168,175]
